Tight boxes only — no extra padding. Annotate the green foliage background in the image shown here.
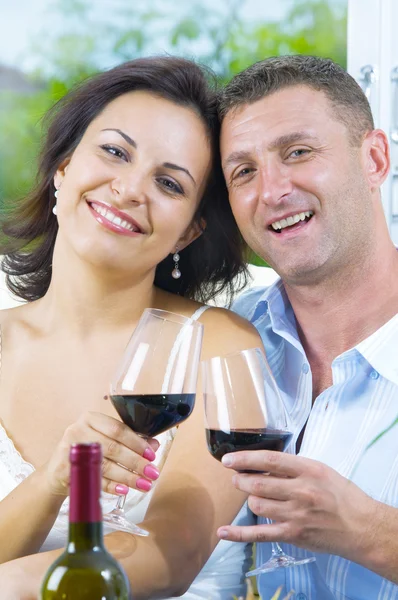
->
[0,0,347,265]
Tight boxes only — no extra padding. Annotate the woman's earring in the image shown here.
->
[53,187,59,215]
[171,250,181,279]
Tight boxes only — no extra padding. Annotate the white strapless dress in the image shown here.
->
[0,421,254,599]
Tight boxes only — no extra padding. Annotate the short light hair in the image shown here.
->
[219,55,374,146]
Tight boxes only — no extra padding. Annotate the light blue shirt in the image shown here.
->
[233,279,398,600]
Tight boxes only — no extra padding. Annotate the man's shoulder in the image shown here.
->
[232,285,271,320]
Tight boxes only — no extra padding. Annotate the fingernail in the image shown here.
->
[136,478,152,492]
[143,464,160,481]
[143,447,156,461]
[150,439,160,451]
[218,528,229,539]
[221,454,233,467]
[232,474,238,486]
[115,484,129,495]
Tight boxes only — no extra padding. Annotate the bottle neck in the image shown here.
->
[68,459,104,551]
[68,522,104,552]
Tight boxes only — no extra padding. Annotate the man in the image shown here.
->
[217,55,398,599]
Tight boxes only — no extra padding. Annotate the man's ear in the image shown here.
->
[362,129,390,191]
[53,158,71,190]
[176,218,206,251]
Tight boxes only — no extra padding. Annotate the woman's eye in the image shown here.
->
[158,178,184,195]
[101,144,128,161]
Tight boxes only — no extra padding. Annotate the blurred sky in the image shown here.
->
[0,0,346,72]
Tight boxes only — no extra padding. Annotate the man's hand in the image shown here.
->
[217,450,379,562]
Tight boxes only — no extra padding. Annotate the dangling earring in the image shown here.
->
[171,249,181,279]
[52,187,59,215]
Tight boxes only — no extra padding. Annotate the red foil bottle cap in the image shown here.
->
[70,442,102,464]
[69,443,102,523]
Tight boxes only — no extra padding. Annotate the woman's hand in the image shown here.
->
[39,411,160,497]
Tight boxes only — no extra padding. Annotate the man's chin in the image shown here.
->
[270,258,330,287]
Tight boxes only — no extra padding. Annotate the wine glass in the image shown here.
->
[104,308,204,536]
[202,347,316,575]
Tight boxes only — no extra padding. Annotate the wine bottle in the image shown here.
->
[40,443,131,599]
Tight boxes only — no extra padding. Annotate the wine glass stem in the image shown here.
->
[116,494,126,510]
[271,541,285,556]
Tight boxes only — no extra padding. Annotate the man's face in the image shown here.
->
[221,85,374,285]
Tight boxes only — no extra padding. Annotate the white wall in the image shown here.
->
[347,0,398,244]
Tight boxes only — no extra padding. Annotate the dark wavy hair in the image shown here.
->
[1,56,249,304]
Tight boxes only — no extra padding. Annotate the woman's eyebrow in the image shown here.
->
[101,128,137,148]
[162,162,196,186]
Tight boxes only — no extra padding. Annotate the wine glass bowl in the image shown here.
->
[202,347,315,575]
[110,309,202,437]
[203,347,292,466]
[104,308,203,535]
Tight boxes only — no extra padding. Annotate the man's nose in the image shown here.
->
[257,163,293,206]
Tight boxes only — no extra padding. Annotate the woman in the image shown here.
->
[0,56,262,598]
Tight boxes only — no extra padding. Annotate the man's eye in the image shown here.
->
[288,149,310,159]
[101,145,128,160]
[234,167,253,180]
[158,178,184,195]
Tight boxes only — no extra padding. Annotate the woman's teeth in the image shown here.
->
[91,204,139,232]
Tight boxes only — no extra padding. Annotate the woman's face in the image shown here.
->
[54,90,212,278]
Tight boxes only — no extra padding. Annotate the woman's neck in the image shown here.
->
[32,243,161,337]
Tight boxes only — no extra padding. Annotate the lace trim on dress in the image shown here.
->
[0,423,35,484]
[0,326,35,484]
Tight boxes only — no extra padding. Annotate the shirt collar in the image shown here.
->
[355,312,398,385]
[250,278,303,352]
[249,278,398,384]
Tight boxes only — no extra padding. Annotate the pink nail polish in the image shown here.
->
[115,484,129,495]
[136,478,152,492]
[143,447,156,461]
[143,464,160,481]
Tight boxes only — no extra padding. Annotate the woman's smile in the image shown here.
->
[87,199,145,237]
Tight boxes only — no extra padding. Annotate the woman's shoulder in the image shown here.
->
[200,304,254,328]
[0,301,30,320]
[159,292,256,330]
[0,304,33,341]
[0,305,25,326]
[156,290,263,356]
[199,306,262,354]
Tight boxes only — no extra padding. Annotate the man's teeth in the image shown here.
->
[92,204,139,232]
[271,211,313,231]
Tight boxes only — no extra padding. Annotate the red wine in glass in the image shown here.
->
[111,393,195,438]
[206,427,293,460]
